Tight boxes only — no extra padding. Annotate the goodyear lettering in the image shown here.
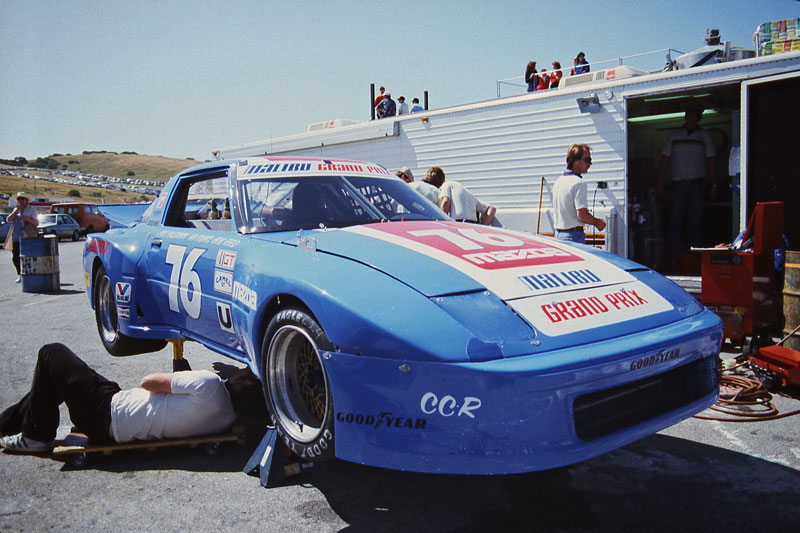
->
[420,393,482,419]
[464,247,572,265]
[520,269,601,291]
[278,428,333,460]
[630,348,680,371]
[335,412,427,430]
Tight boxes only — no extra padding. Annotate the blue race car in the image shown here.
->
[83,157,722,474]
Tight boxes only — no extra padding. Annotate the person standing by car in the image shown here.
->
[552,144,606,243]
[396,167,440,207]
[437,169,496,225]
[6,192,39,283]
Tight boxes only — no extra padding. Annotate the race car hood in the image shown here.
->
[280,221,689,341]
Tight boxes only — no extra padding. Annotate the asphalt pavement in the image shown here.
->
[0,239,798,532]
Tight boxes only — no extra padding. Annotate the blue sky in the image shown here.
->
[1,0,797,161]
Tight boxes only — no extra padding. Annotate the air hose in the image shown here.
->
[693,361,800,422]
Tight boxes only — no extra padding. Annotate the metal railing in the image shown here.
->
[497,48,685,97]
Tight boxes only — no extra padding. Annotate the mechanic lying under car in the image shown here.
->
[0,343,264,453]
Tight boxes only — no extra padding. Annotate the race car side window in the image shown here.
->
[165,173,232,231]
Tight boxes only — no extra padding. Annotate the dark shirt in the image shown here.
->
[377,98,396,118]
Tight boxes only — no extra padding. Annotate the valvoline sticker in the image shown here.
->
[364,221,582,271]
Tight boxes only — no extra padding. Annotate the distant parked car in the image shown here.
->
[0,213,9,246]
[37,214,82,241]
[50,202,110,234]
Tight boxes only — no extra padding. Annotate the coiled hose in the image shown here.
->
[693,361,800,422]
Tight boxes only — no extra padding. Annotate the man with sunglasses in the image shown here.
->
[551,143,606,243]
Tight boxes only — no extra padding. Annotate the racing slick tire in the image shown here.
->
[261,307,335,462]
[93,266,167,356]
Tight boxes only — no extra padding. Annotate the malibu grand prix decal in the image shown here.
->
[348,222,673,336]
[346,222,628,299]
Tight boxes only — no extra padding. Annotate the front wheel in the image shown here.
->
[94,266,167,356]
[72,230,80,241]
[261,307,335,462]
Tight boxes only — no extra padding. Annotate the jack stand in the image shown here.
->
[170,339,191,372]
[243,426,314,487]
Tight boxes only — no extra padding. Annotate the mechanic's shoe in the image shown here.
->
[0,433,52,453]
[15,277,21,283]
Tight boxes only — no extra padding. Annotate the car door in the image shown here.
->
[141,171,245,353]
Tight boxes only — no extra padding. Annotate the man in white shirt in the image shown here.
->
[0,343,262,453]
[551,143,606,243]
[656,107,717,257]
[437,167,496,225]
[396,167,440,207]
[397,96,409,115]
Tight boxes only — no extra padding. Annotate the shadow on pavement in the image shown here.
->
[297,434,800,532]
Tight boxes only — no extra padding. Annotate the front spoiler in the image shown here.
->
[324,310,722,475]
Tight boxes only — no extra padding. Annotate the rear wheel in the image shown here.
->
[94,266,167,356]
[71,230,80,241]
[261,307,335,462]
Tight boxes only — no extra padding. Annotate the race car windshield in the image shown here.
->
[239,175,446,233]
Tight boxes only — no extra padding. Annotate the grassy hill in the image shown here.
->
[51,151,203,181]
[1,151,205,206]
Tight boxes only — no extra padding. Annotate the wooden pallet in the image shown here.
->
[52,427,245,467]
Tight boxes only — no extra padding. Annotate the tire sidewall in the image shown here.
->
[94,266,120,354]
[261,307,335,461]
[92,266,167,356]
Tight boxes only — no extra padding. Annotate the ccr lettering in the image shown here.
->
[420,392,482,419]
